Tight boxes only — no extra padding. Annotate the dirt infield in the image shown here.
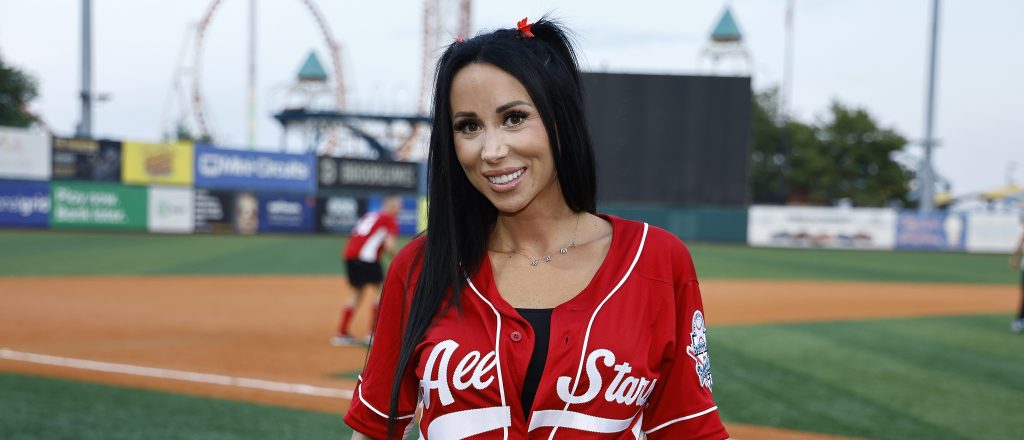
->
[0,276,1017,439]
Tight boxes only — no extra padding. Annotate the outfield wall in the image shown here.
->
[0,126,422,236]
[748,205,1022,254]
[1,126,1020,253]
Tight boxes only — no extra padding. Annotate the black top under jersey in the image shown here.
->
[516,308,553,420]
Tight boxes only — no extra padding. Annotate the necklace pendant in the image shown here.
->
[559,247,568,254]
[543,255,552,262]
[570,240,577,248]
[530,259,540,267]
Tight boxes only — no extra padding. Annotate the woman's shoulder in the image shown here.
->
[606,214,696,283]
[605,214,690,255]
[392,234,427,271]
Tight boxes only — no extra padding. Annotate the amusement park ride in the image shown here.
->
[163,0,472,161]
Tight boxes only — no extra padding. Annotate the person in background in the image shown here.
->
[1010,213,1024,333]
[332,195,402,346]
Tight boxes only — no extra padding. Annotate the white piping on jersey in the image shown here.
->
[465,277,511,440]
[630,413,643,439]
[356,378,416,420]
[549,222,649,440]
[643,406,718,435]
[528,407,643,433]
[358,227,390,262]
[425,406,513,439]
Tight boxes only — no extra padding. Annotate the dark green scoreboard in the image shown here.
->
[582,72,752,207]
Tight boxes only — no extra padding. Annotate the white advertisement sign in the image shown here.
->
[0,127,51,181]
[148,186,194,233]
[748,206,898,250]
[964,212,1023,253]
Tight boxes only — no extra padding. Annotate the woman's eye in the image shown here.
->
[504,112,527,127]
[455,121,481,134]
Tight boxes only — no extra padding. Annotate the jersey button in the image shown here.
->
[510,331,523,342]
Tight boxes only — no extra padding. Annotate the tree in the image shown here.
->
[0,53,39,127]
[749,88,914,207]
[800,102,914,206]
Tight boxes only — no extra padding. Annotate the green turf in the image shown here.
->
[3,315,1022,439]
[688,242,1018,284]
[0,229,1018,283]
[711,313,1024,439]
[0,230,354,276]
[0,373,352,440]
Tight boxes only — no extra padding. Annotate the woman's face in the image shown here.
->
[450,63,560,215]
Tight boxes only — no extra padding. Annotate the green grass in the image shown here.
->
[0,230,354,276]
[712,313,1024,439]
[0,373,351,440]
[688,242,1017,284]
[4,314,1022,439]
[0,229,1017,283]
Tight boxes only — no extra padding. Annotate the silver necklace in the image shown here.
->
[497,214,580,267]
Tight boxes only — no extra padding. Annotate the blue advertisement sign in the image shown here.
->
[0,180,50,228]
[895,211,966,251]
[258,194,315,233]
[366,196,419,235]
[194,145,316,193]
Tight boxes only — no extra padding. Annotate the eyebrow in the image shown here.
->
[495,100,532,113]
[452,100,533,119]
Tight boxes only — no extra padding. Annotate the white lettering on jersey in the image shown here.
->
[420,339,498,409]
[556,348,614,404]
[556,348,656,407]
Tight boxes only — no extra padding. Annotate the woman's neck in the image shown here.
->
[494,204,579,256]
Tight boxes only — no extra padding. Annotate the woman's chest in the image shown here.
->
[411,276,675,437]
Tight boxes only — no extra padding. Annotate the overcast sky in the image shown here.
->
[1,0,1021,195]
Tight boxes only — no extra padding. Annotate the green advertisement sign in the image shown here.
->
[51,182,147,230]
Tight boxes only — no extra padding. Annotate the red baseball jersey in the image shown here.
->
[344,211,399,263]
[344,215,727,439]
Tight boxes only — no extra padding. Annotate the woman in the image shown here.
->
[345,17,729,439]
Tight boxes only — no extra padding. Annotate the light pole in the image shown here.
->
[76,0,93,138]
[920,0,942,212]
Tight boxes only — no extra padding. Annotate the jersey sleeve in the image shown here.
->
[343,244,421,439]
[642,241,728,439]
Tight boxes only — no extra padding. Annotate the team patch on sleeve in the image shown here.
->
[685,310,713,390]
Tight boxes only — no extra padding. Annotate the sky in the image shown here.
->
[1,0,1021,196]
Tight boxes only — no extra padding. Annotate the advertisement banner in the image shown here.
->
[122,141,194,185]
[194,189,236,233]
[51,182,147,230]
[0,180,50,228]
[367,196,420,235]
[52,137,122,181]
[194,145,316,193]
[964,212,1024,253]
[0,127,51,181]
[148,186,195,233]
[895,211,966,251]
[258,194,315,233]
[748,206,897,249]
[418,196,428,234]
[317,157,419,192]
[316,196,365,233]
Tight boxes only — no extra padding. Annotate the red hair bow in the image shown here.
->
[517,17,535,38]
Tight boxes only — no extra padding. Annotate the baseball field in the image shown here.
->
[1,229,1021,439]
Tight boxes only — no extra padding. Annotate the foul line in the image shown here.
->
[0,348,353,400]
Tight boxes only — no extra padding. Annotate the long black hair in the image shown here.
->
[386,17,597,436]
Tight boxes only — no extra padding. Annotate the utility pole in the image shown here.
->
[76,0,93,138]
[247,0,257,148]
[920,0,941,212]
[779,0,795,204]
